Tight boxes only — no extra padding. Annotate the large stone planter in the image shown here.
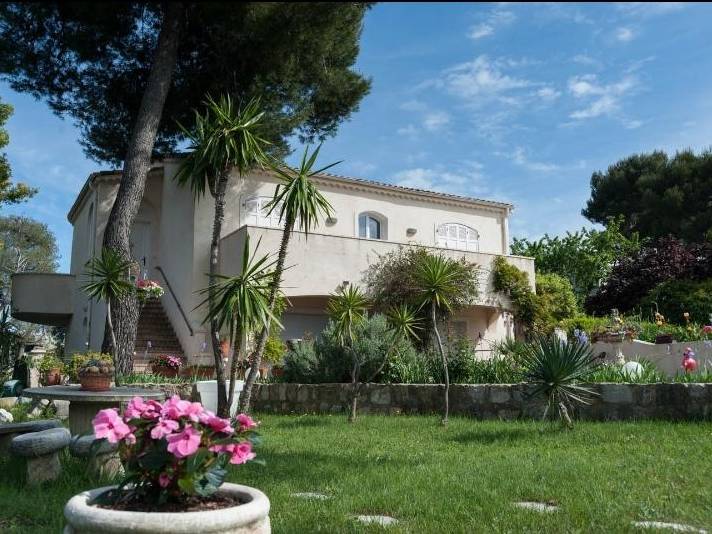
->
[64,483,270,533]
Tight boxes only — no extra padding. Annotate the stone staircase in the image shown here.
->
[134,299,184,371]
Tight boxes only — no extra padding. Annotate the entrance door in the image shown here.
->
[130,221,151,278]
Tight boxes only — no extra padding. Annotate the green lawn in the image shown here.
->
[1,415,712,532]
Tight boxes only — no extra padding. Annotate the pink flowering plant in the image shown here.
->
[92,395,259,505]
[150,354,184,370]
[136,279,165,301]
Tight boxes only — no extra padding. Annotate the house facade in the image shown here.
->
[11,158,534,367]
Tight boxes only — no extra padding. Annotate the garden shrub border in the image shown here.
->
[253,382,712,421]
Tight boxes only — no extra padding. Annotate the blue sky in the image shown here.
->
[2,2,712,272]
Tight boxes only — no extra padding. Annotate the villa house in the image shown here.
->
[11,158,534,368]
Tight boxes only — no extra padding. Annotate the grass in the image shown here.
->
[1,415,712,532]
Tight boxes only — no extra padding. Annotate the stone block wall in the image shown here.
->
[252,383,712,421]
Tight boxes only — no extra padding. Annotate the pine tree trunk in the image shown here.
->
[239,217,295,413]
[101,3,182,377]
[431,303,449,425]
[211,173,230,417]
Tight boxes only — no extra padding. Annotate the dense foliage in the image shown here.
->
[533,273,578,331]
[585,237,712,316]
[583,149,712,242]
[0,215,59,292]
[0,97,35,206]
[511,218,638,304]
[640,279,712,326]
[0,3,372,163]
[492,256,537,327]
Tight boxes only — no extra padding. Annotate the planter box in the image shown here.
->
[151,365,179,378]
[193,380,244,417]
[64,483,270,533]
[79,374,111,392]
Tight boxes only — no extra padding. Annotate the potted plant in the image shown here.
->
[653,312,674,344]
[150,354,183,378]
[136,278,165,302]
[63,396,269,533]
[37,353,64,386]
[78,358,115,392]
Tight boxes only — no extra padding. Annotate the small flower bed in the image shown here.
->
[136,279,164,301]
[92,396,259,506]
[150,354,183,370]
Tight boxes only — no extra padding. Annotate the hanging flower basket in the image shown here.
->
[149,355,183,378]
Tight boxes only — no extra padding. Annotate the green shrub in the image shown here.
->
[534,273,578,332]
[36,352,64,373]
[282,340,321,383]
[559,315,611,338]
[492,256,536,326]
[640,278,712,326]
[587,360,664,383]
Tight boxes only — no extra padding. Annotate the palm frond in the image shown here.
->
[327,284,369,345]
[80,248,134,302]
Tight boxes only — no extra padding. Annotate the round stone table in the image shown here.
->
[21,385,165,436]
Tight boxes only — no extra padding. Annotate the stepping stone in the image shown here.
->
[633,521,707,533]
[514,501,559,513]
[291,492,329,500]
[70,435,123,478]
[10,427,71,485]
[354,515,399,527]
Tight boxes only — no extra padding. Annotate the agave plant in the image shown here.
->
[521,336,599,428]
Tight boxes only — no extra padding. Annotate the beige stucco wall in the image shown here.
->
[591,339,712,377]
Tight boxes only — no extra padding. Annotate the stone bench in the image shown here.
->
[69,435,123,478]
[10,427,71,484]
[0,419,63,452]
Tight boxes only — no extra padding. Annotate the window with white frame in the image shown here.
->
[358,212,386,240]
[244,196,284,228]
[436,223,479,251]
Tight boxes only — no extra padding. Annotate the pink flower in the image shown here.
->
[93,408,132,444]
[150,418,180,440]
[198,409,216,424]
[158,473,172,488]
[206,416,234,435]
[124,397,163,421]
[161,395,205,422]
[229,441,255,465]
[236,413,257,432]
[166,426,202,458]
[702,325,712,334]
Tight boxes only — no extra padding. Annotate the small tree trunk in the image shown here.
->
[102,3,182,376]
[239,217,295,413]
[226,324,242,414]
[348,348,361,423]
[105,300,119,384]
[558,400,573,429]
[210,173,230,417]
[431,302,449,425]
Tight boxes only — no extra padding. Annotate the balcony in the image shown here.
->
[221,226,534,310]
[11,273,75,326]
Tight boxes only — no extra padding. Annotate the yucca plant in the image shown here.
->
[176,94,270,416]
[240,144,337,413]
[81,248,135,381]
[198,236,279,417]
[327,284,369,422]
[521,336,599,428]
[414,253,463,425]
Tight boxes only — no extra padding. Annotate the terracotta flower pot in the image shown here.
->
[42,368,63,386]
[64,483,270,534]
[79,374,112,392]
[151,364,179,378]
[181,366,215,380]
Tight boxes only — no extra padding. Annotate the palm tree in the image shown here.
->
[414,253,463,425]
[81,248,135,383]
[327,284,369,422]
[198,236,278,417]
[521,336,599,428]
[239,144,336,412]
[175,95,269,415]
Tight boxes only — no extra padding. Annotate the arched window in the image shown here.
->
[358,212,386,240]
[244,196,283,228]
[436,223,479,251]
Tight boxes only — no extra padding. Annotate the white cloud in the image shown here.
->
[467,8,516,40]
[392,162,488,197]
[469,24,494,40]
[572,54,602,68]
[615,27,636,42]
[617,2,687,17]
[444,55,532,101]
[399,99,427,112]
[536,87,561,101]
[567,74,639,120]
[623,118,643,129]
[496,147,561,173]
[423,111,450,131]
[396,124,418,137]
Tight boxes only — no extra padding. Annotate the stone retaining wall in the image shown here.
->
[253,383,712,421]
